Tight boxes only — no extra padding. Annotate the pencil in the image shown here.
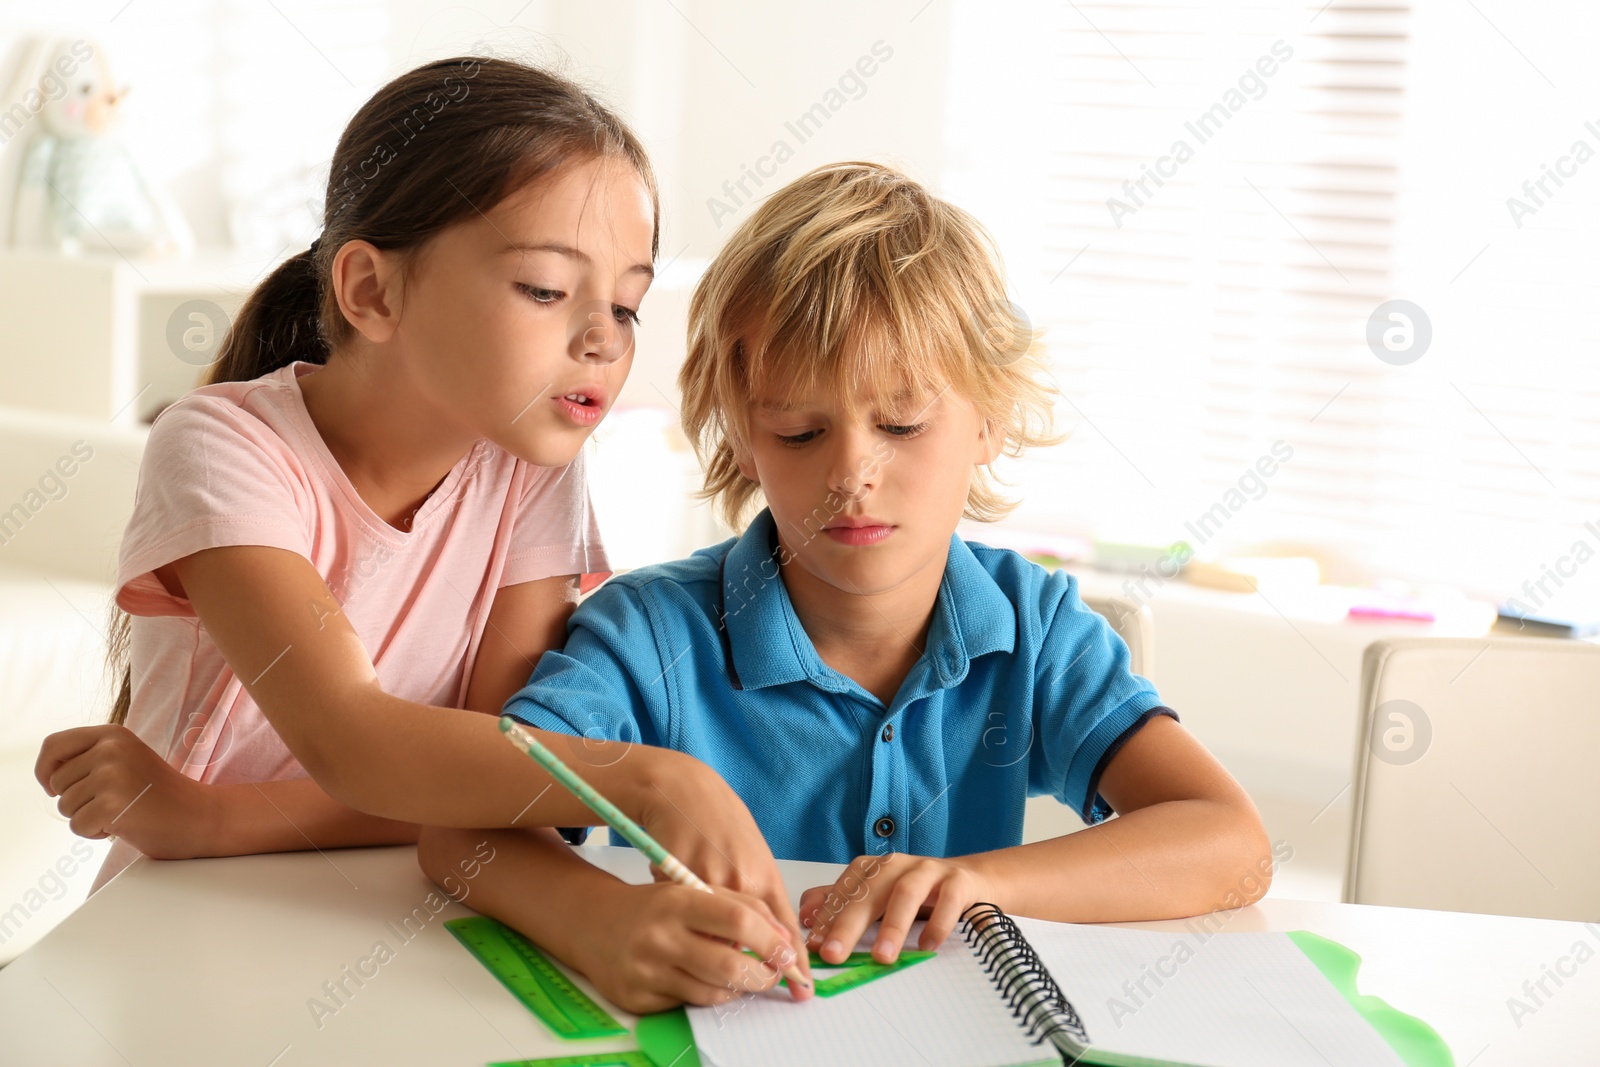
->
[498,715,812,994]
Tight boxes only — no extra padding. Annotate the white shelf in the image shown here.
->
[0,247,284,425]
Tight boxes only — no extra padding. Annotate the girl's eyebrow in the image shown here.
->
[500,240,655,280]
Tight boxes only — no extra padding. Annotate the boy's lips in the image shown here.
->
[823,516,895,546]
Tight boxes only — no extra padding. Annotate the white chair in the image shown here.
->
[1344,636,1600,922]
[1021,591,1154,843]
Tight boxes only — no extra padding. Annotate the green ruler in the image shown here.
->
[445,916,627,1040]
[808,949,928,968]
[489,1055,656,1067]
[750,947,937,997]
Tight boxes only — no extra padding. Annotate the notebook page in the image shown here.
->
[1011,916,1406,1067]
[686,922,1056,1067]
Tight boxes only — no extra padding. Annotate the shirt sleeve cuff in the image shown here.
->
[501,694,581,732]
[116,524,309,616]
[501,542,612,589]
[1078,703,1181,824]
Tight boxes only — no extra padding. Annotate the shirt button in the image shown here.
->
[881,723,894,742]
[874,816,895,838]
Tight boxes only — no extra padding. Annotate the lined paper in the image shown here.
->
[688,916,1412,1067]
[1013,916,1408,1067]
[687,922,1052,1067]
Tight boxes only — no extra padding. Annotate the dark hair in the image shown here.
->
[109,56,659,724]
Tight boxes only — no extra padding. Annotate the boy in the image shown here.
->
[418,162,1271,1015]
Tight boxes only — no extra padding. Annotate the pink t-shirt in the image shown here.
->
[94,361,608,890]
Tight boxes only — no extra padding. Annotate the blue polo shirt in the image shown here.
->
[503,509,1175,864]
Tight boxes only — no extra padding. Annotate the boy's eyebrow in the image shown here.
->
[501,240,655,280]
[755,389,932,416]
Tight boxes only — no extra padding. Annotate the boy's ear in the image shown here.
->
[733,442,760,485]
[331,240,405,343]
[976,418,1005,466]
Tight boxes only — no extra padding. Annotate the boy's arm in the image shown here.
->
[946,714,1271,919]
[418,824,811,1014]
[800,717,1273,962]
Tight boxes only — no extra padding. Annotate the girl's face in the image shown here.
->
[739,377,1000,601]
[394,156,655,467]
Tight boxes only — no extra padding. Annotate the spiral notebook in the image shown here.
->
[664,903,1452,1067]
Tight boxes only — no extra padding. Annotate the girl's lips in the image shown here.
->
[553,394,602,426]
[823,524,894,546]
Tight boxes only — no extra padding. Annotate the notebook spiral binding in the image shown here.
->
[959,902,1090,1060]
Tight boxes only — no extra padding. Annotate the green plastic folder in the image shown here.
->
[1287,931,1453,1067]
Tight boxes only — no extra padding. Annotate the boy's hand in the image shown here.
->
[574,880,805,1015]
[631,752,810,986]
[798,853,993,964]
[35,724,217,859]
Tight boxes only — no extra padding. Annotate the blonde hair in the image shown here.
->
[679,161,1062,530]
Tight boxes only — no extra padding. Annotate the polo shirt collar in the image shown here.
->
[719,509,1017,695]
[924,529,1018,686]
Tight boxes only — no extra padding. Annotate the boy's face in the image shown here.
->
[739,375,1001,600]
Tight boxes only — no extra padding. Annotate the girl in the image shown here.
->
[33,56,809,991]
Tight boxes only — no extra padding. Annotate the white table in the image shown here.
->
[0,844,1594,1065]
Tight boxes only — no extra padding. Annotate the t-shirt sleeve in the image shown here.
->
[499,446,611,589]
[1027,570,1176,824]
[115,398,312,618]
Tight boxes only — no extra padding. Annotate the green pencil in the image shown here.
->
[497,715,811,993]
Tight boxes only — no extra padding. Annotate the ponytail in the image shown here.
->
[207,242,327,385]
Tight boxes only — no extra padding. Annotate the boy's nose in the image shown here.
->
[825,429,879,499]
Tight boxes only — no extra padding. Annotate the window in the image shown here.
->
[947,0,1600,611]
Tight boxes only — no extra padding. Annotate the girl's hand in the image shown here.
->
[630,751,811,986]
[797,853,994,965]
[35,725,217,859]
[574,880,805,1016]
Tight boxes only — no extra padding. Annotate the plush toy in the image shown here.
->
[9,37,192,257]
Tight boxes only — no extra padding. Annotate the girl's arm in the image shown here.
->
[797,716,1274,963]
[199,777,422,855]
[38,547,676,830]
[207,571,583,854]
[35,726,422,860]
[166,544,649,825]
[90,572,584,859]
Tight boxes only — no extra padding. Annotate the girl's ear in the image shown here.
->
[331,240,405,343]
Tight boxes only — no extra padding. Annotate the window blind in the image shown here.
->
[948,0,1600,607]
